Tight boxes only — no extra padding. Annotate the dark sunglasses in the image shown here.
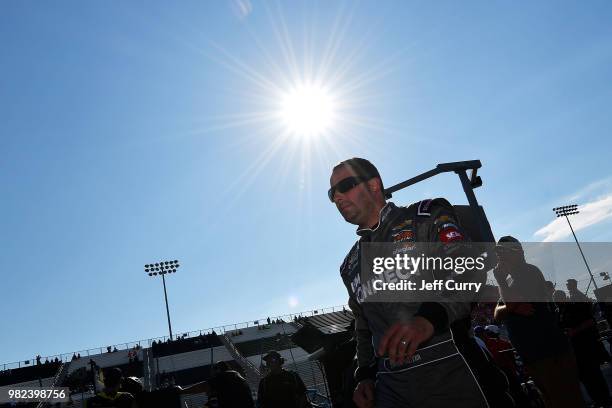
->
[328,176,370,202]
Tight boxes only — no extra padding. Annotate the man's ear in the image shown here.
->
[366,178,379,192]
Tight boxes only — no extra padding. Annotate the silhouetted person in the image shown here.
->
[493,236,584,407]
[257,351,309,408]
[544,280,555,302]
[566,279,590,303]
[557,287,612,407]
[86,367,137,408]
[177,361,254,408]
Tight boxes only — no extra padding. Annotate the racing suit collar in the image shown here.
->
[356,202,396,237]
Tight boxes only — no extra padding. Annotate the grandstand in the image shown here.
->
[0,305,350,408]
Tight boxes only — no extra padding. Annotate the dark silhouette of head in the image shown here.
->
[212,361,231,376]
[496,235,525,267]
[566,278,579,292]
[263,350,284,373]
[544,281,555,297]
[103,368,123,393]
[553,290,568,303]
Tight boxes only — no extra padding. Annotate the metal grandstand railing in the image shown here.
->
[34,362,69,408]
[2,305,348,370]
[143,347,155,391]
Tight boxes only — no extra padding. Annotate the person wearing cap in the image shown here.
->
[330,158,487,408]
[86,367,137,408]
[493,236,584,407]
[257,351,310,408]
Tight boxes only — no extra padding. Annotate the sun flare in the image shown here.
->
[279,83,336,138]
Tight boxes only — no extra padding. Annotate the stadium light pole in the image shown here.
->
[145,260,180,341]
[553,205,598,294]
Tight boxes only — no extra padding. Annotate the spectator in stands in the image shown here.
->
[544,280,555,302]
[177,361,254,408]
[257,351,310,408]
[493,236,584,407]
[567,278,591,303]
[86,367,137,408]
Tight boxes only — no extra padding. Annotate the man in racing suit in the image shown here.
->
[329,158,488,408]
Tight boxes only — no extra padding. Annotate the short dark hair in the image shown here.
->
[333,158,384,197]
[497,235,520,244]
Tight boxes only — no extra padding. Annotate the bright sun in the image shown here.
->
[280,83,336,138]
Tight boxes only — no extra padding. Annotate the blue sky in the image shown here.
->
[2,0,612,364]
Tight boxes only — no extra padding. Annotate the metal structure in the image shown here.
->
[384,160,495,243]
[145,260,180,341]
[553,205,598,294]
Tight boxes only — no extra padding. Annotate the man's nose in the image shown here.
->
[333,192,347,205]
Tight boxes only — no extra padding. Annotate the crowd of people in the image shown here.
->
[329,157,612,408]
[78,350,312,408]
[151,332,221,357]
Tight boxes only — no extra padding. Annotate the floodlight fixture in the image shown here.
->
[145,259,180,340]
[552,205,597,294]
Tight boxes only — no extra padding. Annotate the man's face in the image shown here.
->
[265,357,282,371]
[566,281,578,291]
[495,246,523,268]
[329,165,378,226]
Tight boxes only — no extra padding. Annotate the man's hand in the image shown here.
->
[493,265,509,284]
[353,379,375,408]
[378,317,434,365]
